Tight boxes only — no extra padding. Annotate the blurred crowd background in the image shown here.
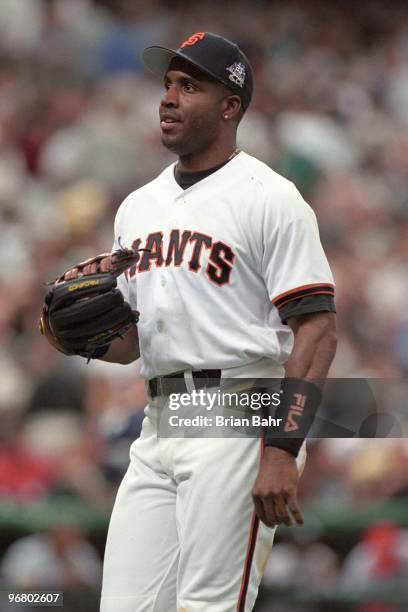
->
[0,0,408,610]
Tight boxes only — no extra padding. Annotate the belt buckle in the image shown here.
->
[193,370,209,392]
[202,371,210,389]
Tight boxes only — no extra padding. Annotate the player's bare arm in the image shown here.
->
[252,312,337,528]
[99,326,140,364]
[284,312,338,380]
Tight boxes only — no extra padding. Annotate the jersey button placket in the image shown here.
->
[169,194,184,226]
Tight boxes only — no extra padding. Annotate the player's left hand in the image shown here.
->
[252,446,304,528]
[39,248,141,360]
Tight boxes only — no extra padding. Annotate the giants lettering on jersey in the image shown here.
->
[127,230,235,286]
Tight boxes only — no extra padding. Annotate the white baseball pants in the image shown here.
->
[100,361,305,612]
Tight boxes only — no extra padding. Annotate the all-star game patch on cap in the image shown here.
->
[142,32,253,112]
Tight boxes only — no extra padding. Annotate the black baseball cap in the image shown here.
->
[142,32,253,112]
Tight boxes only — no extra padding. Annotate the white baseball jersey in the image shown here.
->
[114,151,334,380]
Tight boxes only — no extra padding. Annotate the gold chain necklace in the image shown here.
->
[176,149,241,174]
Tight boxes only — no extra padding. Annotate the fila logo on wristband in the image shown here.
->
[284,393,307,433]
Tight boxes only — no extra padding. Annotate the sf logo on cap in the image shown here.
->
[180,32,205,48]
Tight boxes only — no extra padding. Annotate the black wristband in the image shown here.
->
[264,378,322,457]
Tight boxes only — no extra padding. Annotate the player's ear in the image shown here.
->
[221,95,242,122]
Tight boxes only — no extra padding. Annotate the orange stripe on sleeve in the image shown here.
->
[272,282,335,304]
[276,290,335,310]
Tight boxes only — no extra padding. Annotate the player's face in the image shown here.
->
[160,60,227,157]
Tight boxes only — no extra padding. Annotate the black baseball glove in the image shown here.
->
[39,248,140,361]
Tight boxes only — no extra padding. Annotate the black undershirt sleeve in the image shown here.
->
[279,294,336,324]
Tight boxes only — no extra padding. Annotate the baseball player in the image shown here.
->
[42,32,337,612]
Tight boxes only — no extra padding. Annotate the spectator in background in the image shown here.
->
[0,409,55,502]
[83,359,146,486]
[263,528,339,590]
[0,521,102,589]
[340,523,408,612]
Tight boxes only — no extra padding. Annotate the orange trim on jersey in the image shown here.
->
[273,282,335,303]
[236,512,259,612]
[276,290,335,309]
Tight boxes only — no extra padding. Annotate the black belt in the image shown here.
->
[149,369,221,399]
